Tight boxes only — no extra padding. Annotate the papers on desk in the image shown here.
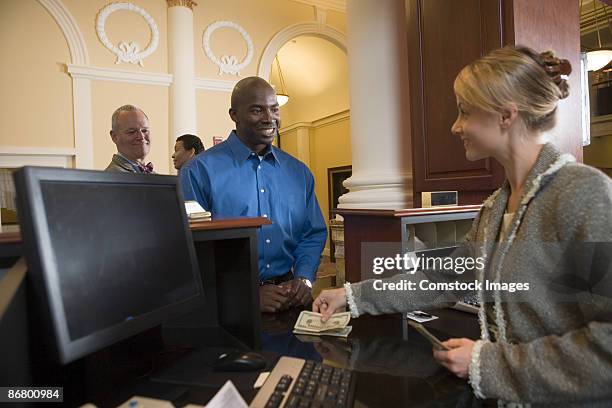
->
[406,310,439,323]
[205,380,248,408]
[185,200,211,221]
[117,396,174,407]
[113,382,247,408]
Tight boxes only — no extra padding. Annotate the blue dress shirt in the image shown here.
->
[180,131,327,282]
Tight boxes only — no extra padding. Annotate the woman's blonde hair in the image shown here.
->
[454,46,571,132]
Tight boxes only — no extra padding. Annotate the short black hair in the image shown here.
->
[176,134,204,154]
[230,76,275,110]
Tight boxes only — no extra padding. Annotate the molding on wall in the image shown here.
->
[289,0,346,13]
[67,64,173,86]
[314,109,350,128]
[37,0,89,65]
[35,1,92,168]
[281,122,313,133]
[95,2,160,66]
[194,77,237,92]
[0,147,76,155]
[203,20,254,75]
[281,109,350,133]
[258,22,347,80]
[315,7,327,31]
[0,147,76,168]
[66,65,238,92]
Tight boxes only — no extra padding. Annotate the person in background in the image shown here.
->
[313,46,612,406]
[172,134,204,171]
[180,77,327,313]
[106,105,154,173]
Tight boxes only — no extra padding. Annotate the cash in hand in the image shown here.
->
[293,311,352,338]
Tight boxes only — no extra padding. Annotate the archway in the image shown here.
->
[257,21,346,81]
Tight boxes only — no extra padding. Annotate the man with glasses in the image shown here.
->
[106,104,155,173]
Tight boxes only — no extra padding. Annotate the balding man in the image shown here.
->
[180,77,327,313]
[106,104,154,173]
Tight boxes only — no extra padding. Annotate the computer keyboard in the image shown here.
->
[250,356,355,408]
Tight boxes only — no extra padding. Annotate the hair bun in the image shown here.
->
[539,51,571,99]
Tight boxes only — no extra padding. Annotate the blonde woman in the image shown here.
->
[313,46,612,406]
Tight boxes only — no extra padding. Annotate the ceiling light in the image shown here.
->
[276,93,289,107]
[585,0,612,71]
[274,56,290,106]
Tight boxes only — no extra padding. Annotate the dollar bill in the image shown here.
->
[293,326,353,338]
[293,311,351,333]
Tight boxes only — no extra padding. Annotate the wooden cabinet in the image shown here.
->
[338,206,481,283]
[407,0,506,206]
[406,0,581,205]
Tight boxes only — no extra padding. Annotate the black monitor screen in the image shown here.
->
[40,181,199,340]
[14,168,204,364]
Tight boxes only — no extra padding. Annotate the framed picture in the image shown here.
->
[327,165,352,218]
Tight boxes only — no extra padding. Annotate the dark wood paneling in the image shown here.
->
[506,0,583,161]
[407,0,506,200]
[0,217,272,242]
[339,206,482,282]
[342,215,402,283]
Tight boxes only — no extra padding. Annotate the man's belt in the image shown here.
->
[260,270,294,286]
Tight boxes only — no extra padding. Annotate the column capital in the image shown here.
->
[166,0,197,9]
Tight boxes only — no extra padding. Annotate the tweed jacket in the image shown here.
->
[105,154,155,173]
[105,154,138,172]
[347,143,612,407]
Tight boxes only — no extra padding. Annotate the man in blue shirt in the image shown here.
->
[180,77,327,313]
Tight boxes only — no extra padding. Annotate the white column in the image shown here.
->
[70,75,93,169]
[339,0,413,209]
[167,0,197,171]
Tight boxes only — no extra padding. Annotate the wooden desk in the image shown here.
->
[181,217,270,350]
[337,206,481,282]
[178,308,481,407]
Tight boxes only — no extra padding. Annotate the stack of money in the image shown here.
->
[293,311,352,338]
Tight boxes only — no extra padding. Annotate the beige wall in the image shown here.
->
[281,112,352,253]
[280,128,300,158]
[63,0,168,73]
[0,0,73,148]
[311,115,352,227]
[270,35,349,126]
[1,0,347,173]
[92,81,169,172]
[193,0,314,79]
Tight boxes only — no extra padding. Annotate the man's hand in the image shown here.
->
[312,287,347,322]
[280,278,312,307]
[432,338,475,379]
[259,285,291,313]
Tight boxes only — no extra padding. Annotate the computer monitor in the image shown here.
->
[13,167,204,364]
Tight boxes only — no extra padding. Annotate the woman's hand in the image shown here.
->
[432,338,475,379]
[312,287,347,322]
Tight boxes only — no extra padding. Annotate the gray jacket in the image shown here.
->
[105,154,155,174]
[105,154,138,172]
[347,143,612,407]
